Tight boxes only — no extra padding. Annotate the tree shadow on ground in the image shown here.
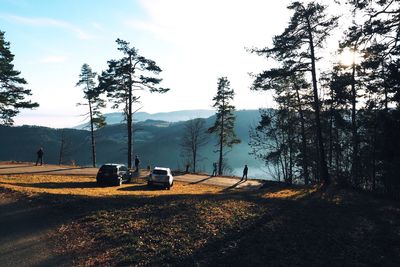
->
[221,180,247,191]
[176,189,400,267]
[2,184,399,267]
[0,188,78,266]
[187,176,214,185]
[117,184,167,192]
[1,166,94,175]
[0,181,98,189]
[0,165,33,170]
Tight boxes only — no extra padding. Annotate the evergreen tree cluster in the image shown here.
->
[77,39,169,168]
[250,1,400,199]
[3,1,399,195]
[0,31,38,125]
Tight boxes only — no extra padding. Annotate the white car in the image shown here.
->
[147,167,174,190]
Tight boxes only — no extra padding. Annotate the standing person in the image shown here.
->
[134,155,140,172]
[36,147,44,166]
[212,162,217,177]
[185,163,190,174]
[241,164,248,181]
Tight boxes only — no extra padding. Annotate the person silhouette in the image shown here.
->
[241,164,248,181]
[134,155,140,172]
[212,162,217,177]
[36,147,44,166]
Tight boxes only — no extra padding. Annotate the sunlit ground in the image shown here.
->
[0,174,222,197]
[0,174,398,266]
[261,187,317,200]
[0,174,317,200]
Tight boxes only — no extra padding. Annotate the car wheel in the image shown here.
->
[116,179,122,186]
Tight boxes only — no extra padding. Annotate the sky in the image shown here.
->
[0,0,346,128]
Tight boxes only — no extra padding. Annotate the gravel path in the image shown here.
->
[0,162,264,190]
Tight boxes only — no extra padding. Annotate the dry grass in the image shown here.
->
[262,187,317,199]
[57,197,265,266]
[1,173,399,266]
[0,174,221,197]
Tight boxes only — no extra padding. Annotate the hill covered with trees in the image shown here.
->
[0,110,263,176]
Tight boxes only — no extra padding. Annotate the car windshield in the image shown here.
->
[99,165,117,174]
[153,169,168,175]
[119,166,128,172]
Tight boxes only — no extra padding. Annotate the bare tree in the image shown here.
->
[181,118,209,173]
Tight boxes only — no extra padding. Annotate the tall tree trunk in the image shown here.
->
[328,87,334,171]
[279,153,287,183]
[335,126,340,183]
[306,17,330,185]
[88,99,96,168]
[127,56,133,168]
[295,85,310,185]
[193,147,197,173]
[59,130,65,165]
[328,110,334,169]
[372,111,377,191]
[382,59,389,112]
[127,111,132,168]
[288,138,293,185]
[218,115,224,175]
[351,53,359,186]
[287,100,293,185]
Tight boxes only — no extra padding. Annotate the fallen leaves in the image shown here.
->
[0,174,221,197]
[2,174,399,266]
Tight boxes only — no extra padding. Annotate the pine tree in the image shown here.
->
[350,0,400,108]
[249,76,310,185]
[98,39,169,168]
[333,24,365,186]
[292,76,311,185]
[76,63,106,167]
[250,1,338,185]
[348,0,400,196]
[208,77,240,175]
[0,30,38,125]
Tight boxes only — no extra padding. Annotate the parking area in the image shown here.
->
[0,162,264,192]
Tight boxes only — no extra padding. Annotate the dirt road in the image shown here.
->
[0,162,264,190]
[0,189,73,266]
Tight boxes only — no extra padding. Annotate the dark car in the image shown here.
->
[96,164,131,186]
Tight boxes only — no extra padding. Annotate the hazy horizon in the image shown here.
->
[1,0,347,128]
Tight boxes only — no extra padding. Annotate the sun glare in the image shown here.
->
[338,48,362,67]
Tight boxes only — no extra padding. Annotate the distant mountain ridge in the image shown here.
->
[0,109,270,178]
[74,109,215,129]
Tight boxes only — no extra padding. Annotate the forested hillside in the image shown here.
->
[74,110,216,129]
[0,110,262,175]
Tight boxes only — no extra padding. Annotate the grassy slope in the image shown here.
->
[0,175,399,266]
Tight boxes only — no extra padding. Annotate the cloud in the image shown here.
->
[0,14,94,40]
[91,22,104,31]
[122,0,292,112]
[124,0,294,67]
[41,55,68,63]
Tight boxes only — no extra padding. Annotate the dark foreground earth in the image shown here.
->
[0,164,399,266]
